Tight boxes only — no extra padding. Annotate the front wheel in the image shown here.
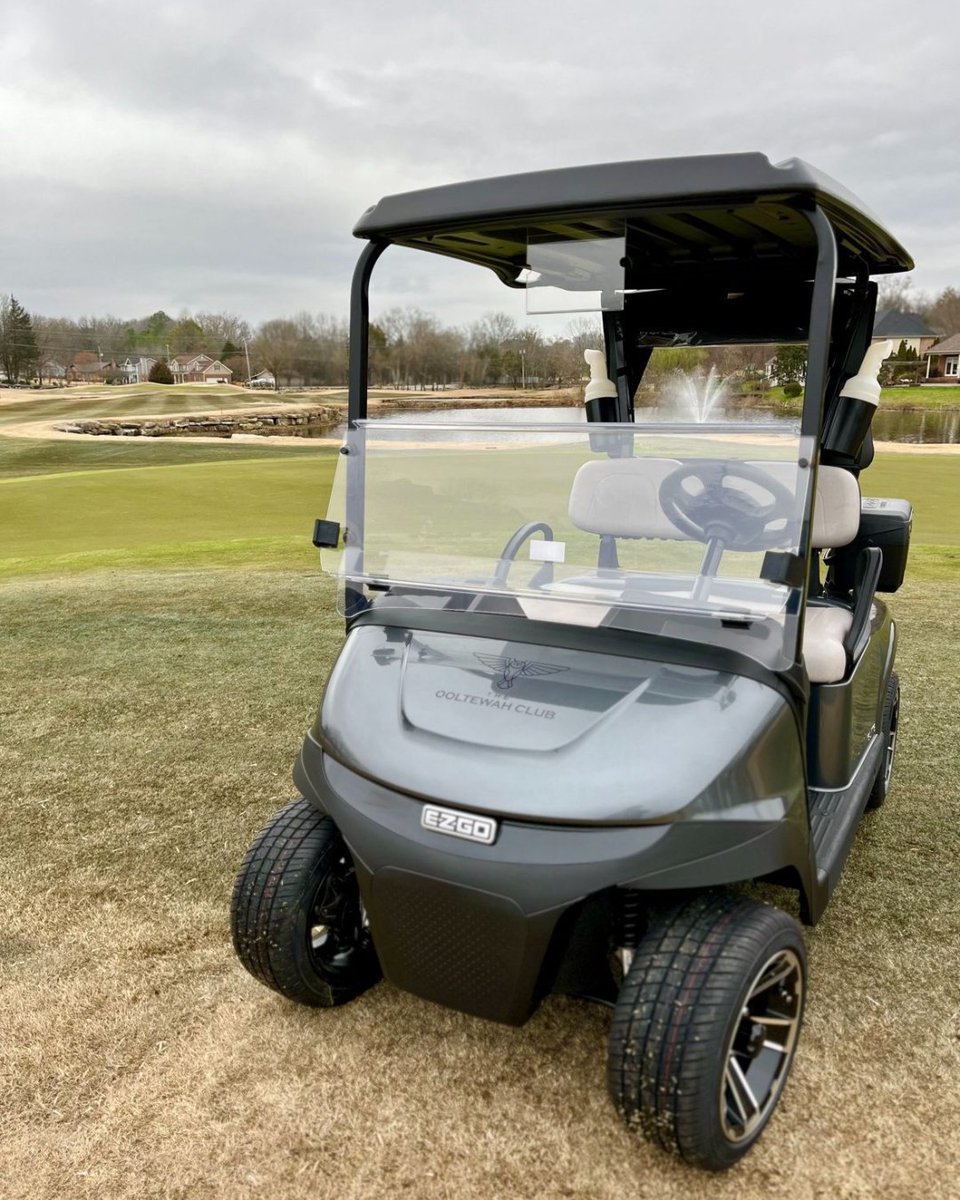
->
[230,798,381,1007]
[608,891,806,1171]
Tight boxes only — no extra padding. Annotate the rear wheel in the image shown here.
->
[608,891,806,1171]
[866,671,899,810]
[230,798,381,1006]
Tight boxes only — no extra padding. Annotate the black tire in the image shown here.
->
[866,671,900,810]
[230,797,381,1007]
[608,891,806,1171]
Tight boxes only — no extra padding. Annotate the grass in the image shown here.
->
[0,456,337,577]
[0,434,324,481]
[1,413,959,1198]
[1,436,957,579]
[764,383,960,411]
[1,567,958,1200]
[878,384,960,407]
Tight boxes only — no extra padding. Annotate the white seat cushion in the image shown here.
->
[803,605,853,683]
[568,458,688,539]
[747,462,861,549]
[570,458,861,550]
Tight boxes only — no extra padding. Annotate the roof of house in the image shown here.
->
[926,333,960,355]
[202,360,232,374]
[171,353,213,368]
[873,309,938,337]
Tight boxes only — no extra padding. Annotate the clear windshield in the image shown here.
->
[324,422,814,671]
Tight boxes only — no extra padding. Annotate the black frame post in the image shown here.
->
[343,240,386,619]
[793,206,838,669]
[348,239,387,425]
[801,208,838,440]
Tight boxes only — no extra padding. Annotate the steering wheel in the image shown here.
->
[658,461,795,552]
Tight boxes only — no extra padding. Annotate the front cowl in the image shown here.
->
[316,623,803,826]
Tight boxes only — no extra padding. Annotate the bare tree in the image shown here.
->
[253,319,301,389]
[875,276,922,315]
[924,287,960,336]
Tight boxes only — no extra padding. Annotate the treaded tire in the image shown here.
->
[866,671,899,810]
[608,891,806,1171]
[230,797,381,1007]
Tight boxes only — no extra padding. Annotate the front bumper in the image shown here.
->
[295,733,811,1025]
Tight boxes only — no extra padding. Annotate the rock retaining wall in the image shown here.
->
[54,407,341,438]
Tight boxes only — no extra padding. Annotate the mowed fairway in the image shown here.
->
[1,416,959,1199]
[0,457,336,576]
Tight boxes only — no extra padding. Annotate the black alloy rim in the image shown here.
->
[720,948,804,1143]
[883,689,900,788]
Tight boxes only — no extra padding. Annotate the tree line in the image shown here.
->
[0,297,604,390]
[1,280,958,389]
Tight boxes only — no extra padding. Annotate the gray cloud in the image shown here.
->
[1,0,957,323]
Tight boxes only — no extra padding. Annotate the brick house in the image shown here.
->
[923,334,960,381]
[169,353,234,384]
[872,310,939,356]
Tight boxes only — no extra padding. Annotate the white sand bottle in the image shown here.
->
[822,339,893,465]
[583,349,618,423]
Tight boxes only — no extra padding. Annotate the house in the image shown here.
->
[872,310,939,356]
[118,356,157,383]
[40,360,67,380]
[923,334,960,381]
[169,353,234,384]
[68,359,112,383]
[246,369,277,389]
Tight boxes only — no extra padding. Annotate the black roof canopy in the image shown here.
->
[354,153,913,288]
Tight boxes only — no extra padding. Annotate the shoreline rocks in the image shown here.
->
[54,407,343,438]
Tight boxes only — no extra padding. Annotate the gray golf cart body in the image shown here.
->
[294,153,912,1026]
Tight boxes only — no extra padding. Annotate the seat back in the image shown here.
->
[747,462,861,549]
[568,457,688,540]
[568,456,861,550]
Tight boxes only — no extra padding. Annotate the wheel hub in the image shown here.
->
[743,1021,767,1060]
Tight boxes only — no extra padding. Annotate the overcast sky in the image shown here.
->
[1,0,957,327]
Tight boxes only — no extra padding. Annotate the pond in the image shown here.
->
[267,403,960,445]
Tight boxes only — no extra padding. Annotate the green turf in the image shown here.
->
[862,455,960,545]
[879,385,960,407]
[0,434,327,480]
[765,384,960,411]
[0,455,338,578]
[2,439,957,580]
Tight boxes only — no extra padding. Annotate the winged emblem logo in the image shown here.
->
[474,653,569,691]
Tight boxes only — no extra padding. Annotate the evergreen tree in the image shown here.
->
[772,344,807,385]
[893,338,919,363]
[0,294,40,383]
[148,359,175,385]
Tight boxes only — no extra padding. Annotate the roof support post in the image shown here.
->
[348,239,387,426]
[601,310,634,425]
[800,208,838,439]
[792,206,838,674]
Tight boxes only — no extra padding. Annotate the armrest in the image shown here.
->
[842,546,883,663]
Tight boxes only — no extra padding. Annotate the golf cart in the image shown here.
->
[230,154,913,1169]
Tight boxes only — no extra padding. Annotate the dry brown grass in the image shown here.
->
[2,569,959,1200]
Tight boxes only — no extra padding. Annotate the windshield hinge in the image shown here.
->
[312,519,341,549]
[760,551,805,589]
